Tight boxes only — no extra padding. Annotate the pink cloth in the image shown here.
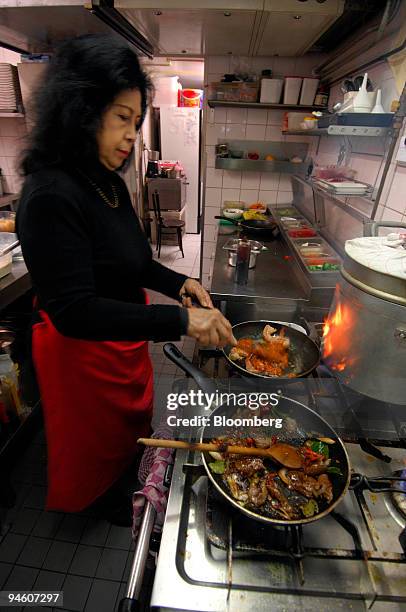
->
[132,428,174,539]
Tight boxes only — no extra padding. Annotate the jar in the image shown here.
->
[314,84,329,107]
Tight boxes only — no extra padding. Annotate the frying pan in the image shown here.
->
[215,215,280,239]
[162,344,406,527]
[224,320,320,379]
[163,342,350,526]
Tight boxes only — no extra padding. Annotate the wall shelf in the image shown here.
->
[208,100,328,112]
[215,157,309,174]
[283,125,392,137]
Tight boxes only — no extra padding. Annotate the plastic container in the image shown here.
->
[178,88,203,108]
[299,78,319,105]
[287,112,308,130]
[304,257,340,271]
[288,228,317,238]
[260,78,284,104]
[283,77,303,105]
[0,212,15,233]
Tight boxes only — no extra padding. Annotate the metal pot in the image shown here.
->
[322,222,406,405]
[223,239,266,268]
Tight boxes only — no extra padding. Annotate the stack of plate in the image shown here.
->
[314,179,370,196]
[0,64,22,113]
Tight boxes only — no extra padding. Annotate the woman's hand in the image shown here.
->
[179,278,213,309]
[186,308,237,347]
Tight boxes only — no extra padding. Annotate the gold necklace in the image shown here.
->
[78,170,120,208]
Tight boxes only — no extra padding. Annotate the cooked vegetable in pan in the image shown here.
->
[208,434,341,520]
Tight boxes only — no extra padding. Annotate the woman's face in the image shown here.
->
[97,88,142,171]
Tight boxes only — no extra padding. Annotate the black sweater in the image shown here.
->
[16,163,189,342]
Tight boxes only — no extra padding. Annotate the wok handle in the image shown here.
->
[214,215,239,226]
[163,342,217,396]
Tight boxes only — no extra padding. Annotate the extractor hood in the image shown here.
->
[0,0,153,56]
[113,0,345,57]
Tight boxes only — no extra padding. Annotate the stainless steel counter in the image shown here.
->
[210,230,309,305]
[0,261,31,309]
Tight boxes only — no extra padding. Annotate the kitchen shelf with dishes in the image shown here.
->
[215,139,310,174]
[294,174,376,222]
[0,112,24,118]
[270,205,342,287]
[207,100,328,112]
[215,157,309,174]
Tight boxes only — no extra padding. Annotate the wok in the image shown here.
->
[215,215,280,238]
[163,343,406,527]
[224,320,320,379]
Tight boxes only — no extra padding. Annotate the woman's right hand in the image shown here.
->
[186,308,237,347]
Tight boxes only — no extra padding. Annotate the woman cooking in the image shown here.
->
[17,34,235,523]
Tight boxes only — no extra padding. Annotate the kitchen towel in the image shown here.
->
[132,426,174,539]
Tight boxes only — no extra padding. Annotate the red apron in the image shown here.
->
[31,295,153,512]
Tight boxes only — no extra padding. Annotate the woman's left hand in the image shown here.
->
[179,278,213,309]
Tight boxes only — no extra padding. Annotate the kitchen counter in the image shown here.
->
[210,229,309,304]
[0,260,31,309]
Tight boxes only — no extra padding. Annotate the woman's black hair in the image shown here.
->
[20,33,152,175]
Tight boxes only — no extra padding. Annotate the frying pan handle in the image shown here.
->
[214,215,238,225]
[163,343,217,396]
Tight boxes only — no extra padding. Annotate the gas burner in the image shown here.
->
[391,469,406,522]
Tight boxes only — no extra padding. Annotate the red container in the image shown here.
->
[178,88,203,108]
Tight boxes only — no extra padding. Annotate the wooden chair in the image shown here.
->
[152,191,185,259]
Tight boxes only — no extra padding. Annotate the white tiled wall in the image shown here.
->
[0,48,26,195]
[201,54,321,288]
[315,60,406,227]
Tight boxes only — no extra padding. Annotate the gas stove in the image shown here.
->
[150,339,406,611]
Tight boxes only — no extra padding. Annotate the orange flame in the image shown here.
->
[322,298,356,372]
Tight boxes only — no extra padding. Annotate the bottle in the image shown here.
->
[234,238,251,285]
[314,83,329,107]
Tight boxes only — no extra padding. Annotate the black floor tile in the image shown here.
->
[4,564,39,590]
[114,582,127,611]
[43,541,77,573]
[32,512,63,539]
[0,533,27,564]
[33,569,65,591]
[122,552,133,582]
[105,525,132,551]
[17,536,52,569]
[62,574,92,612]
[68,545,102,578]
[13,484,32,510]
[80,519,110,547]
[55,515,88,543]
[95,548,127,582]
[84,579,120,612]
[0,561,12,587]
[22,486,47,510]
[9,508,41,535]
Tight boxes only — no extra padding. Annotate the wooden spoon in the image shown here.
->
[137,438,303,469]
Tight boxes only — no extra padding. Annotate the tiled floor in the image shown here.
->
[0,235,200,611]
[152,232,201,279]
